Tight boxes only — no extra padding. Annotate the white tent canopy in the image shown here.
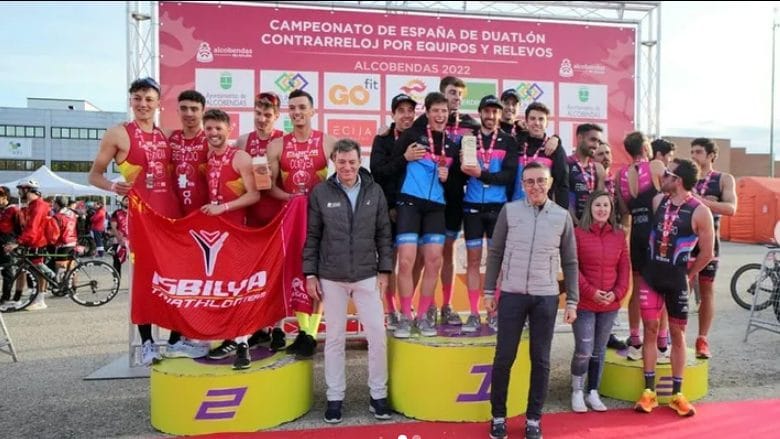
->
[0,166,113,197]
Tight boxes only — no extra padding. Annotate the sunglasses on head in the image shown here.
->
[256,92,280,107]
[135,77,160,92]
[664,169,679,179]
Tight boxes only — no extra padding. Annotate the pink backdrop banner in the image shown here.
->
[159,2,636,165]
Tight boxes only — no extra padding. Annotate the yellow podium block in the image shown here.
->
[600,348,708,404]
[388,329,530,422]
[150,349,312,435]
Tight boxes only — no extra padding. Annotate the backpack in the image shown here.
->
[44,215,62,246]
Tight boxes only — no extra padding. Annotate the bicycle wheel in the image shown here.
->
[1,266,39,312]
[730,263,774,311]
[66,260,120,307]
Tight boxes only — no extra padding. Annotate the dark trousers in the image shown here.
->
[0,234,14,301]
[490,293,558,421]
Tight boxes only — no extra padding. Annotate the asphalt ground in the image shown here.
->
[1,241,779,438]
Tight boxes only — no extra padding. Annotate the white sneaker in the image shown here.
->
[25,300,48,311]
[627,345,643,361]
[572,390,588,413]
[164,340,208,359]
[586,390,608,411]
[141,340,162,366]
[0,300,21,311]
[657,347,671,364]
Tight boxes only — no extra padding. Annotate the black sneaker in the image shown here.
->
[286,331,308,355]
[607,333,627,350]
[233,343,251,370]
[525,423,543,439]
[270,328,286,351]
[248,329,271,348]
[489,419,507,439]
[207,340,237,360]
[323,400,343,424]
[296,333,317,358]
[368,397,392,420]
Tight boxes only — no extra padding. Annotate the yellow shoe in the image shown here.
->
[669,393,696,417]
[634,389,658,413]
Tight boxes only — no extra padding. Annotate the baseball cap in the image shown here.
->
[391,93,417,112]
[500,89,521,103]
[478,95,503,111]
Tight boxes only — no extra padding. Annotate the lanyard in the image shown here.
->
[520,134,547,166]
[207,148,233,203]
[659,194,691,256]
[478,130,498,171]
[696,171,714,196]
[575,155,596,192]
[427,126,448,166]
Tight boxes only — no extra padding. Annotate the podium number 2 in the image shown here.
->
[195,387,248,420]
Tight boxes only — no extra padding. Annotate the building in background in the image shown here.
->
[0,98,125,184]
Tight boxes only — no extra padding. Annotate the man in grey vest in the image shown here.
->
[484,161,579,439]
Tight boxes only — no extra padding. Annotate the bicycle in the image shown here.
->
[0,246,120,312]
[730,244,780,322]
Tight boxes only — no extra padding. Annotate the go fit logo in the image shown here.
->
[328,79,378,106]
[325,73,380,110]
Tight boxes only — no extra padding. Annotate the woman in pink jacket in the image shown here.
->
[571,190,629,412]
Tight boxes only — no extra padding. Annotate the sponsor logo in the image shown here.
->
[400,79,426,95]
[578,87,590,103]
[219,72,233,90]
[152,271,268,298]
[328,78,379,106]
[515,82,545,105]
[274,72,310,94]
[189,230,229,276]
[559,58,574,78]
[327,119,376,146]
[195,41,252,61]
[195,69,254,108]
[559,58,607,77]
[463,82,497,111]
[196,42,213,63]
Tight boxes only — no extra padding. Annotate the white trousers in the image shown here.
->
[321,277,388,401]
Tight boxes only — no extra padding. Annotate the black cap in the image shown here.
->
[478,95,503,111]
[500,89,521,103]
[391,93,417,112]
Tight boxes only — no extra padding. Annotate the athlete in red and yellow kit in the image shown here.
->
[236,92,284,227]
[167,90,209,216]
[199,109,260,370]
[266,89,337,357]
[88,77,183,366]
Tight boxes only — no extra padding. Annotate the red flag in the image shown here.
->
[280,195,313,315]
[129,192,295,340]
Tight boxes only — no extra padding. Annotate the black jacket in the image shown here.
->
[303,168,393,282]
[369,123,406,209]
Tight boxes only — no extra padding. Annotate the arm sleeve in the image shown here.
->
[551,142,570,209]
[301,190,323,276]
[560,214,579,306]
[370,135,407,184]
[374,188,394,273]
[612,232,631,301]
[484,206,508,293]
